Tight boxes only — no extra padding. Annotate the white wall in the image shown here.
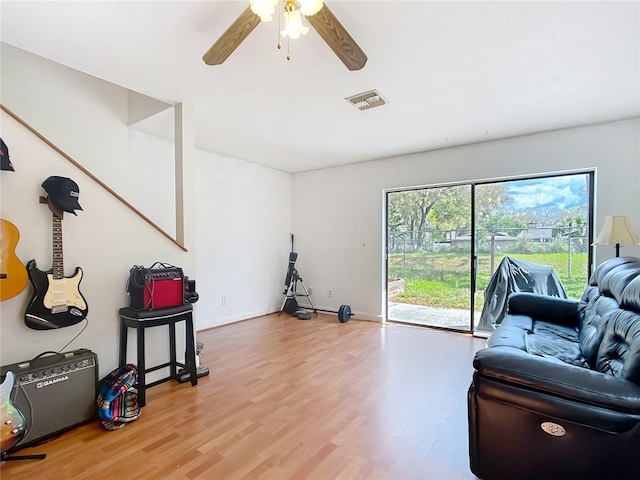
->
[1,43,129,193]
[0,110,194,376]
[0,111,292,377]
[292,118,640,321]
[194,150,292,329]
[0,46,293,376]
[127,129,176,236]
[1,43,176,237]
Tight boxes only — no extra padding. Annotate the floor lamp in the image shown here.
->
[593,215,640,257]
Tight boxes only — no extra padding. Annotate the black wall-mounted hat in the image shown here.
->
[42,176,83,215]
[1,138,14,171]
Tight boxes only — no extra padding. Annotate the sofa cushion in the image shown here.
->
[486,314,531,350]
[597,308,640,385]
[526,321,588,368]
[487,315,589,367]
[620,274,640,313]
[587,256,640,286]
[579,292,619,368]
[578,262,640,368]
[601,261,640,302]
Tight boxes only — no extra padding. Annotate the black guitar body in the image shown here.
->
[24,259,88,330]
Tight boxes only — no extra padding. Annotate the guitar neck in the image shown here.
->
[52,215,64,280]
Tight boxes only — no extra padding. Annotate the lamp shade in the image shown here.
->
[593,216,640,246]
[250,0,278,22]
[299,0,324,16]
[281,7,309,39]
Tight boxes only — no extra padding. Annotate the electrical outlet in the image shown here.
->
[329,289,333,297]
[221,295,227,305]
[308,287,313,296]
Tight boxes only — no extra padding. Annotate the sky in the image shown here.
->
[506,174,588,211]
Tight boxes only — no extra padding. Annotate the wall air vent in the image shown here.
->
[345,89,388,111]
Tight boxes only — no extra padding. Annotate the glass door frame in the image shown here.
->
[384,182,475,334]
[384,169,595,337]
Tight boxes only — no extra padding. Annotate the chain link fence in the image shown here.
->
[389,227,589,301]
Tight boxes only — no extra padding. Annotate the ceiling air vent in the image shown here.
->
[345,89,388,111]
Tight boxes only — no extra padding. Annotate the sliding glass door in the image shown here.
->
[387,184,474,332]
[473,174,593,334]
[386,171,594,335]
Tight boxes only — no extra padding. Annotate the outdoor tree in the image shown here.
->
[559,208,587,236]
[481,212,527,232]
[474,184,511,225]
[521,206,562,226]
[389,183,511,239]
[388,189,445,248]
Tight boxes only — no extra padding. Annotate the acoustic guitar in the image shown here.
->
[24,198,88,330]
[0,219,29,301]
[0,372,26,455]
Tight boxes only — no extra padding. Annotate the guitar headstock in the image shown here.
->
[39,196,63,219]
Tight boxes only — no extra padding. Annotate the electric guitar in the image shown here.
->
[0,219,29,301]
[24,198,88,330]
[1,372,26,454]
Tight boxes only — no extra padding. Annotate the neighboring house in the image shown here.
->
[526,222,554,242]
[452,230,518,249]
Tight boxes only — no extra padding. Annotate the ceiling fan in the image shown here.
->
[202,0,368,71]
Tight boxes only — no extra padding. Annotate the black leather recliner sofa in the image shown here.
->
[468,256,640,480]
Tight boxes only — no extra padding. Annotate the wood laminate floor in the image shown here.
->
[1,313,486,479]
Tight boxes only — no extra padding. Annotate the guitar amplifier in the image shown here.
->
[127,264,185,311]
[0,348,98,448]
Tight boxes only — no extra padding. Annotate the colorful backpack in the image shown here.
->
[97,364,140,430]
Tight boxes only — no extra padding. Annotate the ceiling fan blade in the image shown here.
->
[202,7,261,66]
[307,4,368,71]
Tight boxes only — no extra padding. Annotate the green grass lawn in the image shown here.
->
[389,252,588,309]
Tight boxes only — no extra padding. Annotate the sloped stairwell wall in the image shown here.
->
[0,44,293,376]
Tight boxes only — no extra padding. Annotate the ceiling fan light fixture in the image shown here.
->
[203,1,367,70]
[299,0,324,17]
[281,5,309,39]
[250,0,279,22]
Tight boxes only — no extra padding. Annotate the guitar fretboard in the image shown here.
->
[52,215,64,280]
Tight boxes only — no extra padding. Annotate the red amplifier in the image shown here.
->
[128,265,185,310]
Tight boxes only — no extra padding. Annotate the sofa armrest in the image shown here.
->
[508,292,580,327]
[473,346,640,414]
